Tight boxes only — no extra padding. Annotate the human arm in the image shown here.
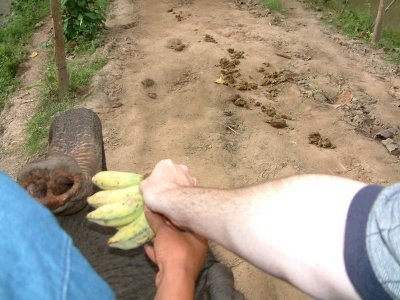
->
[140,159,367,299]
[144,209,207,300]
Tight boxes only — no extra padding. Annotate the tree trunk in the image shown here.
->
[372,0,386,44]
[51,0,69,99]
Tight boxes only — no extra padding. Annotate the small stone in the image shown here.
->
[167,38,186,51]
[381,139,400,155]
[224,111,233,116]
[389,86,400,100]
[261,105,276,117]
[256,67,265,73]
[280,114,292,120]
[265,117,287,128]
[148,92,158,99]
[141,78,155,87]
[375,128,397,140]
[237,81,258,91]
[228,94,241,102]
[204,34,217,43]
[112,102,123,108]
[233,98,248,108]
[308,132,335,148]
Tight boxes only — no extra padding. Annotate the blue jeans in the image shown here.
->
[0,172,115,300]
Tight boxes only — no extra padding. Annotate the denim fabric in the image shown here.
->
[0,172,115,300]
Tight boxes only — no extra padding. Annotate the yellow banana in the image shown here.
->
[92,171,143,190]
[87,185,142,208]
[86,197,143,227]
[108,212,154,250]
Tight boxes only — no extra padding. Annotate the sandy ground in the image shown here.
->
[1,0,400,298]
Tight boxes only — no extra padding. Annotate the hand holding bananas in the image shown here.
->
[139,159,198,227]
[86,171,154,250]
[144,209,208,299]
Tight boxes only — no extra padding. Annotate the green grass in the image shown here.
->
[331,9,372,38]
[380,29,400,64]
[0,0,50,111]
[26,101,71,155]
[0,0,109,156]
[306,0,400,65]
[70,55,108,91]
[26,47,108,156]
[263,0,283,11]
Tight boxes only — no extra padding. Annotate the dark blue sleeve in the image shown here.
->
[344,185,391,300]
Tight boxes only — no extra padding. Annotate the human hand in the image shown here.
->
[144,209,207,298]
[140,159,197,212]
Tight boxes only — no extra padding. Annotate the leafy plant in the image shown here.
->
[61,0,107,41]
[26,47,108,156]
[305,0,400,65]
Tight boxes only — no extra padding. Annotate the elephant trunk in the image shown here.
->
[17,108,105,215]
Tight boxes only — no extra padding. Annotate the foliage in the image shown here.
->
[61,0,108,41]
[263,0,283,11]
[0,0,49,111]
[379,28,400,64]
[330,8,372,38]
[26,43,108,155]
[306,0,400,65]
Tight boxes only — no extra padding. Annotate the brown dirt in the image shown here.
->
[1,0,400,298]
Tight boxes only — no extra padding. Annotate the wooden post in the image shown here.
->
[51,0,69,99]
[372,0,386,44]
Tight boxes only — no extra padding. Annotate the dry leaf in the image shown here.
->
[215,76,226,84]
[29,51,38,58]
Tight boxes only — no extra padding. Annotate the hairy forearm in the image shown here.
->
[152,174,366,299]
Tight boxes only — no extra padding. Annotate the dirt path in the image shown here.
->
[84,0,400,298]
[1,0,400,298]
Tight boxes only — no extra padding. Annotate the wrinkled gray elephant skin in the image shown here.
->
[17,108,105,215]
[17,108,244,299]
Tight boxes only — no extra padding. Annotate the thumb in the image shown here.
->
[144,208,165,233]
[144,244,156,264]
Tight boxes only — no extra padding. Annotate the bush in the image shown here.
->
[62,0,107,41]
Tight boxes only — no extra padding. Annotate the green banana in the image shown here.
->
[87,185,142,208]
[86,197,144,227]
[108,212,154,250]
[87,170,153,250]
[92,171,144,190]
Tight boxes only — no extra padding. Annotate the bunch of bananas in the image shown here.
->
[86,171,154,250]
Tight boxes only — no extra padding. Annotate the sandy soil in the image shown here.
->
[1,0,400,298]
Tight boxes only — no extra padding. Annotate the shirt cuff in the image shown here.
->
[344,184,391,300]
